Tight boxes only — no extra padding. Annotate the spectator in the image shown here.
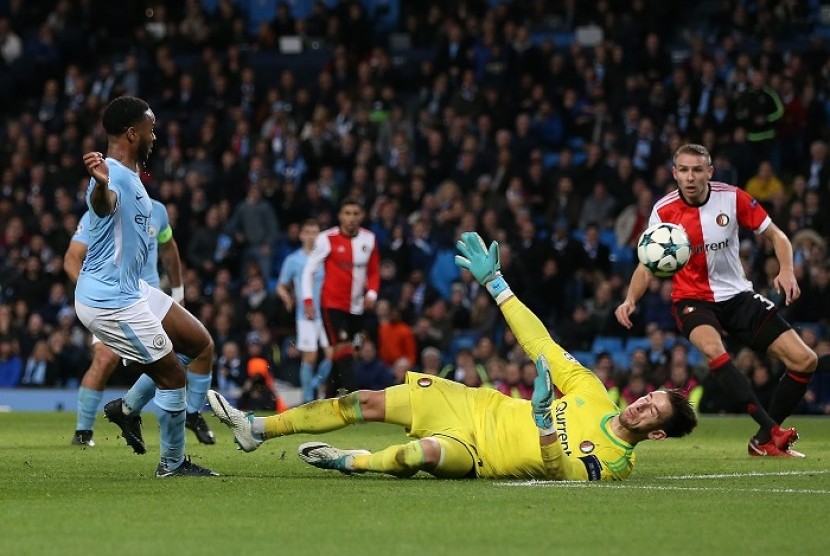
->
[376,301,417,367]
[226,185,280,278]
[0,338,22,387]
[353,338,394,390]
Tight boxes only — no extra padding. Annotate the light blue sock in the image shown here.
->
[122,373,157,414]
[186,371,212,414]
[300,362,315,403]
[76,387,103,431]
[314,359,333,390]
[155,387,187,469]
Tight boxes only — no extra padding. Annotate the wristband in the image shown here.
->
[485,275,513,305]
[171,286,184,303]
[538,425,557,437]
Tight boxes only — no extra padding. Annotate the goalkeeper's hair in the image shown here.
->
[660,390,698,438]
[101,96,150,136]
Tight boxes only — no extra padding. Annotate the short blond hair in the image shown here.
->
[673,144,712,167]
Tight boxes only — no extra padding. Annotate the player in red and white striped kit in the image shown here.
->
[616,144,826,457]
[301,198,380,396]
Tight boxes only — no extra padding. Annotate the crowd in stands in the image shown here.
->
[1,0,829,415]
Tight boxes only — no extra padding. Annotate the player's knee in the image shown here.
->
[357,390,384,420]
[419,438,442,467]
[201,336,215,359]
[788,348,818,374]
[88,347,120,382]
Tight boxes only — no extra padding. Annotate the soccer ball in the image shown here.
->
[637,223,691,278]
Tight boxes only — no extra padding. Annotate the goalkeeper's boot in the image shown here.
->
[71,430,95,447]
[298,442,370,475]
[155,456,219,477]
[206,390,263,452]
[103,398,146,454]
[185,411,217,445]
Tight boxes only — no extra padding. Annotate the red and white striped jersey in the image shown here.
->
[301,226,380,314]
[650,182,771,302]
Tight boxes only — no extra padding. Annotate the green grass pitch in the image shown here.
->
[1,412,828,556]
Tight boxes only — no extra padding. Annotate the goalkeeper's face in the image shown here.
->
[619,391,673,436]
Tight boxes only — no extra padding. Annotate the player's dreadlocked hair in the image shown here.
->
[101,96,150,136]
[661,389,698,438]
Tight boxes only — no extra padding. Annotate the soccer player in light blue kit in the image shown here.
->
[276,219,333,403]
[67,201,216,448]
[75,96,217,476]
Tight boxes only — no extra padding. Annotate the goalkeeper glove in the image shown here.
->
[454,232,512,303]
[531,354,556,436]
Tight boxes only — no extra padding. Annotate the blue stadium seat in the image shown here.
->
[429,248,461,300]
[687,346,705,368]
[570,350,596,368]
[591,336,624,355]
[448,331,480,360]
[543,152,560,169]
[625,337,651,355]
[612,351,631,370]
[599,229,616,248]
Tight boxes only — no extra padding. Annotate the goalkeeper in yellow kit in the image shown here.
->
[208,232,697,481]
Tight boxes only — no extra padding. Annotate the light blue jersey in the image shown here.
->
[74,200,171,289]
[278,248,323,320]
[75,158,154,309]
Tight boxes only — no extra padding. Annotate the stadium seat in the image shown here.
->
[448,331,480,360]
[599,229,617,248]
[543,152,560,169]
[612,351,631,370]
[591,336,624,355]
[570,350,596,368]
[429,249,461,300]
[625,337,651,355]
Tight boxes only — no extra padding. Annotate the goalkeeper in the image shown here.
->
[208,232,697,481]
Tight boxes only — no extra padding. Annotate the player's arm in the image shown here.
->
[301,233,330,319]
[83,152,117,217]
[63,241,88,284]
[276,261,296,311]
[761,222,799,305]
[614,263,651,329]
[454,232,602,394]
[157,225,184,303]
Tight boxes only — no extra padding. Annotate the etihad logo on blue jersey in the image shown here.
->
[134,210,152,233]
[691,238,730,254]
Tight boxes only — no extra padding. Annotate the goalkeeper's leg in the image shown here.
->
[349,437,474,478]
[252,386,413,439]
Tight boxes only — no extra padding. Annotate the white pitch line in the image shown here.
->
[496,481,830,495]
[657,470,830,480]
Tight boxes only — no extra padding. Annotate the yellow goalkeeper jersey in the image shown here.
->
[474,296,635,481]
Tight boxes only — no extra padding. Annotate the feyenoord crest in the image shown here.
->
[417,377,432,388]
[715,213,729,227]
[579,441,595,454]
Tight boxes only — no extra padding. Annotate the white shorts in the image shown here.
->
[296,318,330,352]
[90,283,175,346]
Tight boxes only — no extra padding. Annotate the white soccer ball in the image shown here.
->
[636,222,691,278]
